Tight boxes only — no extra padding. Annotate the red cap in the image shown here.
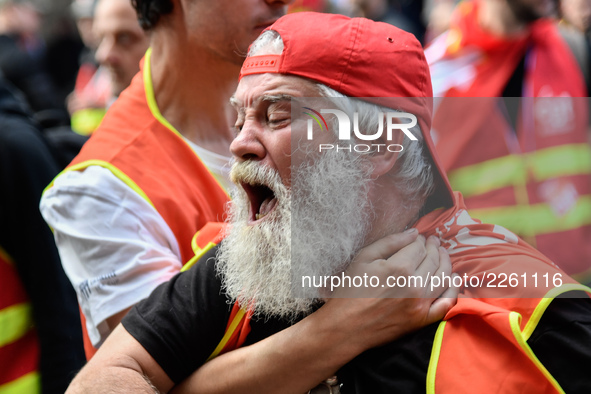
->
[240,12,454,205]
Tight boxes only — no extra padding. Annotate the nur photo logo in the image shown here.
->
[303,108,418,153]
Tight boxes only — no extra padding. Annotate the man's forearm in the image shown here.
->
[172,233,457,394]
[172,305,365,394]
[65,326,175,394]
[67,364,159,394]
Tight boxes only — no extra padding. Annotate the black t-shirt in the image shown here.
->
[122,245,293,384]
[122,245,591,393]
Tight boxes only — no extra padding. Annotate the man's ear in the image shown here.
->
[366,129,404,177]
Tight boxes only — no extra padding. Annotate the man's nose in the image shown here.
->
[230,121,267,162]
[95,37,117,67]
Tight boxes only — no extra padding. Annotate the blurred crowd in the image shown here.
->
[1,0,590,392]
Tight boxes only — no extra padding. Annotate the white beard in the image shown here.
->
[216,149,373,321]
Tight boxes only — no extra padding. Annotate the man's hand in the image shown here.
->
[173,230,458,394]
[71,231,457,394]
[323,228,459,350]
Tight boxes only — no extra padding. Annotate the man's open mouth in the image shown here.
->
[241,182,278,222]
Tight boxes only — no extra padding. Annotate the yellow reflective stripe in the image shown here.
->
[529,144,591,181]
[45,160,155,209]
[426,321,446,394]
[70,108,106,136]
[0,372,40,394]
[449,155,526,198]
[143,48,182,139]
[425,287,590,394]
[190,231,200,254]
[469,195,591,236]
[206,308,246,362]
[0,303,34,347]
[183,230,205,272]
[522,283,591,341]
[143,48,230,200]
[448,144,591,198]
[508,312,564,393]
[181,242,217,272]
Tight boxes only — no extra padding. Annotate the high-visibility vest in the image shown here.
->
[447,142,591,247]
[181,222,253,362]
[45,49,229,358]
[195,207,591,391]
[433,97,591,283]
[429,286,590,393]
[0,247,40,394]
[207,256,590,392]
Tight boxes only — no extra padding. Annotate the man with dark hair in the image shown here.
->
[40,0,291,357]
[131,0,173,29]
[68,0,150,135]
[65,12,591,393]
[93,0,149,98]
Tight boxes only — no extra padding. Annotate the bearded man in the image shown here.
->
[66,12,591,394]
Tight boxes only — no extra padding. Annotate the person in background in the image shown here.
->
[423,0,457,44]
[559,0,591,89]
[94,0,149,100]
[40,0,290,359]
[426,0,591,284]
[0,73,85,394]
[68,0,149,135]
[561,0,591,33]
[0,0,62,114]
[71,0,98,54]
[67,0,111,136]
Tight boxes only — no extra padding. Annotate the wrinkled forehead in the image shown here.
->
[232,73,320,109]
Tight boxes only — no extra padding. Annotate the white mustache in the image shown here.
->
[230,161,281,188]
[218,148,373,321]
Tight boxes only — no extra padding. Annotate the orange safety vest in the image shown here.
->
[419,195,591,393]
[200,254,590,392]
[46,48,230,359]
[0,247,40,393]
[196,197,591,391]
[428,290,588,393]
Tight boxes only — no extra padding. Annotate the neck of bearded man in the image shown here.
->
[361,172,424,247]
[216,150,423,322]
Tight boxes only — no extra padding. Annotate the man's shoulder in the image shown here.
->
[424,205,573,298]
[43,165,154,208]
[187,243,220,277]
[449,228,570,298]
